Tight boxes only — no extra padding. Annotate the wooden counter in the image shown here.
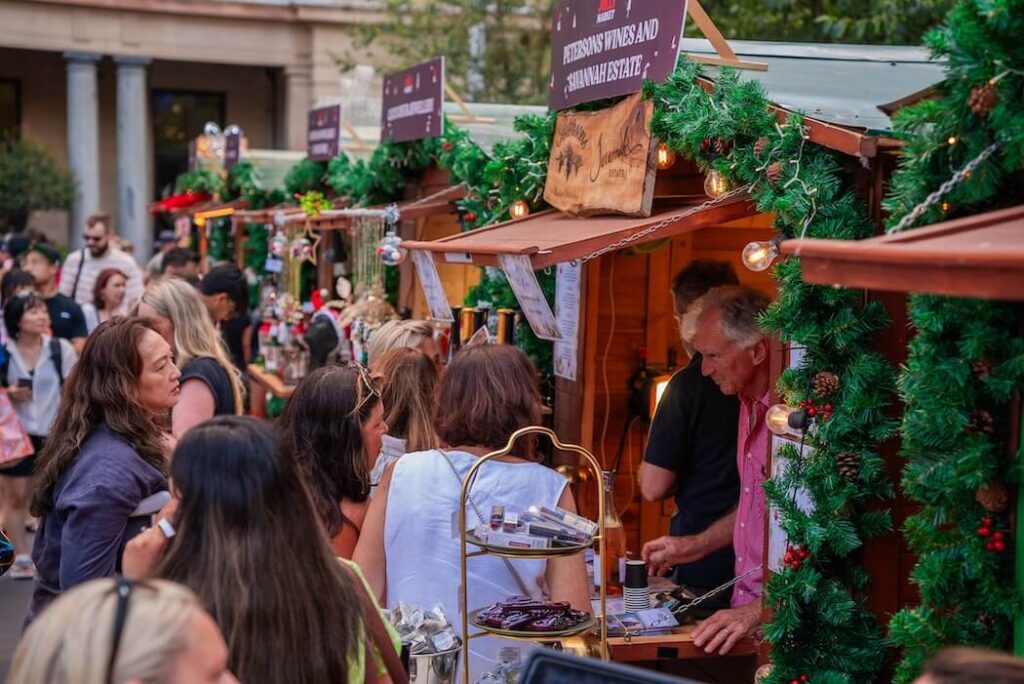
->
[246,364,295,418]
[607,622,757,662]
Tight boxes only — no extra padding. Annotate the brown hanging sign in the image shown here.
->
[543,92,656,218]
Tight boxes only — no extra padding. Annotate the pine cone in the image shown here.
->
[753,137,768,157]
[976,481,1009,513]
[969,410,995,435]
[972,358,992,379]
[814,371,840,397]
[969,83,998,117]
[837,451,860,483]
[766,162,784,185]
[713,137,731,156]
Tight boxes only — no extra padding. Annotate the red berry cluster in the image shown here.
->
[798,398,833,421]
[463,211,477,223]
[442,140,453,153]
[977,517,1007,552]
[783,544,809,570]
[789,675,809,684]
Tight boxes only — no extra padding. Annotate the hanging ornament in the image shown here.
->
[376,232,407,266]
[969,83,998,117]
[968,410,995,435]
[656,143,676,170]
[972,358,993,379]
[270,233,287,258]
[704,168,732,197]
[837,451,860,483]
[814,371,840,397]
[510,200,530,219]
[976,481,1009,513]
[766,161,784,185]
[753,137,769,158]
[293,222,322,265]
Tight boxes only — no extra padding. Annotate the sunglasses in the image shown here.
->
[84,235,106,243]
[106,577,147,683]
[351,362,381,415]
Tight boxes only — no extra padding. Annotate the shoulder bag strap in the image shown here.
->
[69,248,86,301]
[49,338,63,387]
[437,449,532,597]
[350,565,410,684]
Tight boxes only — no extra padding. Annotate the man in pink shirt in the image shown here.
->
[646,285,772,655]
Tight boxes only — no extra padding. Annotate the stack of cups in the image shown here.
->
[623,559,650,612]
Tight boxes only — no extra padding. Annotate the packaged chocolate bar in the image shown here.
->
[485,529,551,550]
[535,506,599,536]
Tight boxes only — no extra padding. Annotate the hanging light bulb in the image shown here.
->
[767,404,812,436]
[203,122,222,137]
[510,200,530,219]
[742,238,781,272]
[703,168,732,197]
[656,143,676,171]
[947,135,958,146]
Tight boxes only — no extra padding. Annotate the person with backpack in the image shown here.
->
[0,292,77,580]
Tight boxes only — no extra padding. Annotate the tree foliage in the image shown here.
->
[0,138,76,229]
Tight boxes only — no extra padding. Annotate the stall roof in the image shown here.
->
[780,205,1024,301]
[402,192,757,270]
[683,38,945,136]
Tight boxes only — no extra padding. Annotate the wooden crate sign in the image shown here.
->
[543,92,656,218]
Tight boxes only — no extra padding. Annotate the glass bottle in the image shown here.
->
[597,470,627,595]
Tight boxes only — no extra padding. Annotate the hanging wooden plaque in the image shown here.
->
[543,92,656,218]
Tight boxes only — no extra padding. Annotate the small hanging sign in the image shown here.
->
[498,254,563,341]
[553,261,582,380]
[411,249,455,323]
[381,57,445,143]
[307,105,342,161]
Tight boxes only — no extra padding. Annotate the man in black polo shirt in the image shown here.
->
[22,244,88,353]
[640,260,741,594]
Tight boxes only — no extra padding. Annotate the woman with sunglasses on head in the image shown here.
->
[278,364,388,557]
[8,577,237,684]
[0,293,78,581]
[122,416,402,684]
[26,317,180,624]
[137,278,244,437]
[354,344,591,679]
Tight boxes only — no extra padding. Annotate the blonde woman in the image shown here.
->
[9,577,237,684]
[370,347,438,488]
[137,278,244,437]
[366,319,439,368]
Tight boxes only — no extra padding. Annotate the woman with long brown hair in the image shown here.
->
[369,347,438,487]
[278,364,388,557]
[27,317,180,623]
[124,416,400,683]
[354,344,590,679]
[81,267,128,333]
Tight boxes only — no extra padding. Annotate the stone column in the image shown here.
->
[64,52,102,248]
[114,56,151,258]
[283,64,313,151]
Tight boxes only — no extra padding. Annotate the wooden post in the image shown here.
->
[444,83,497,124]
[685,0,769,72]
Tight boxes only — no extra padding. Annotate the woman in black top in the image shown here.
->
[137,278,243,438]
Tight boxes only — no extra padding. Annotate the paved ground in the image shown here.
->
[0,567,32,678]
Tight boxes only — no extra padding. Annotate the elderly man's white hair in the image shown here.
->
[683,285,771,349]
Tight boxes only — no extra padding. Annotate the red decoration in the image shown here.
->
[783,544,810,570]
[464,211,477,223]
[442,140,453,153]
[148,190,212,215]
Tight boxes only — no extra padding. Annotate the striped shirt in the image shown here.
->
[58,247,144,315]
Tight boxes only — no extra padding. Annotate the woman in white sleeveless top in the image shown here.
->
[355,345,590,679]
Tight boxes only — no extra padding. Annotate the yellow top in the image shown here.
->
[340,558,402,682]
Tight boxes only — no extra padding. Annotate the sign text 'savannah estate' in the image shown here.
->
[549,0,688,110]
[381,57,445,143]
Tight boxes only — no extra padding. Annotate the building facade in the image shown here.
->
[0,0,385,253]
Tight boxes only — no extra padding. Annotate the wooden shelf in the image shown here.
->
[606,622,757,662]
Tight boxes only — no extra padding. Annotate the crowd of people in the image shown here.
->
[0,218,1021,684]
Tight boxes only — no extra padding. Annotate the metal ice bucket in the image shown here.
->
[407,645,461,684]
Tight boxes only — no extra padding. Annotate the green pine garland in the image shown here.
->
[647,62,897,683]
[882,1,1024,680]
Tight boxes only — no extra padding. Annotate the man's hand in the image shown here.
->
[641,534,708,576]
[691,600,761,655]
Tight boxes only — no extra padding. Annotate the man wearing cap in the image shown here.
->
[22,244,88,352]
[59,212,144,314]
[145,230,178,283]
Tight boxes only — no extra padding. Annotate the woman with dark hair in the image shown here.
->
[369,347,438,487]
[27,316,180,622]
[354,344,590,679]
[81,267,127,333]
[0,293,77,580]
[278,364,388,557]
[124,416,400,684]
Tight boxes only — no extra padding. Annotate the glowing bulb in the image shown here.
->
[703,168,732,197]
[510,200,530,219]
[742,239,780,272]
[941,201,950,213]
[947,135,958,145]
[767,404,795,435]
[656,143,676,170]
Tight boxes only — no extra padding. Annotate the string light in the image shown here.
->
[656,143,676,170]
[767,404,811,436]
[510,200,530,219]
[947,135,958,145]
[742,238,782,272]
[941,201,951,212]
[703,168,732,197]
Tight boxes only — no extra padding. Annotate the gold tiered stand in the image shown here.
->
[457,426,608,684]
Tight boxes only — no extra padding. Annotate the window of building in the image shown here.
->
[152,89,226,199]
